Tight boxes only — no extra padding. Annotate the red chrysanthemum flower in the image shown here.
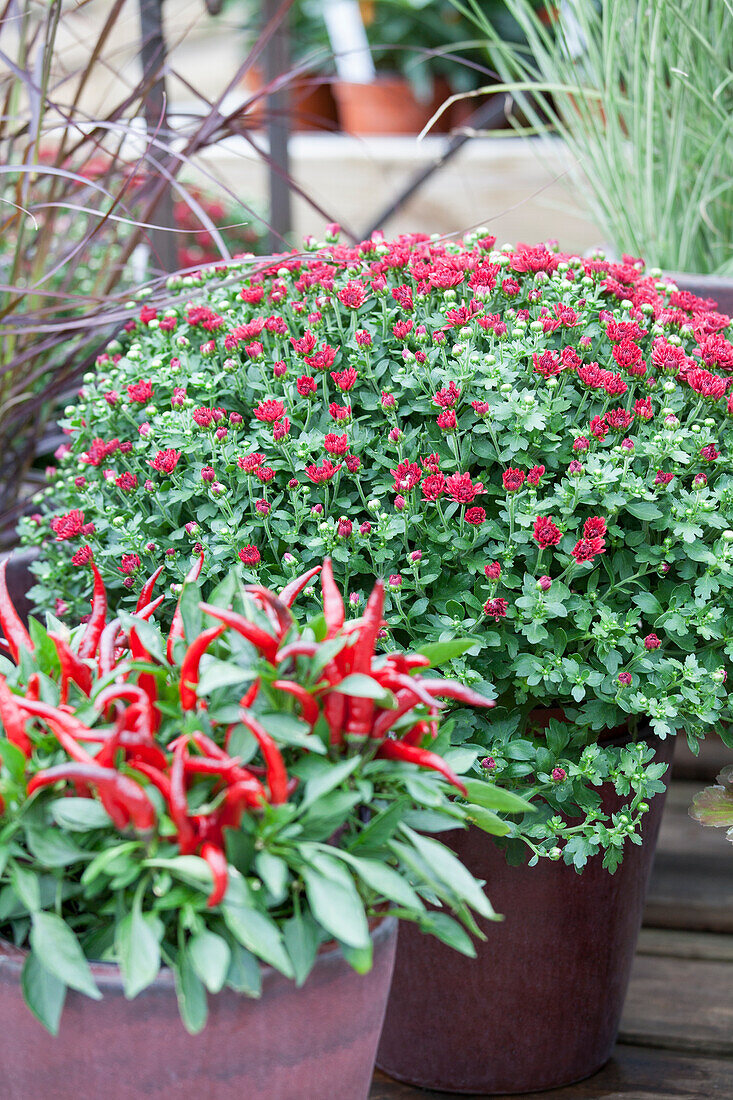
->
[71,544,93,566]
[484,561,501,580]
[436,409,457,431]
[533,515,562,548]
[238,545,261,566]
[116,473,138,493]
[484,597,508,620]
[127,380,153,404]
[297,376,318,397]
[118,553,141,575]
[51,510,86,541]
[446,472,484,503]
[583,517,607,539]
[527,465,545,486]
[305,460,342,484]
[421,473,447,501]
[330,367,358,392]
[150,449,181,474]
[571,536,606,563]
[324,433,349,455]
[391,461,422,492]
[465,507,486,526]
[254,399,286,423]
[502,468,525,493]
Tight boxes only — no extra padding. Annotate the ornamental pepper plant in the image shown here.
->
[20,229,733,870]
[0,557,520,1034]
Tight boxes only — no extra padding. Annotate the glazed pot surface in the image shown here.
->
[0,916,397,1100]
[377,736,674,1094]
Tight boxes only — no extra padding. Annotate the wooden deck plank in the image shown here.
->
[620,952,733,1056]
[637,928,733,962]
[645,780,733,932]
[372,1046,733,1099]
[672,734,730,782]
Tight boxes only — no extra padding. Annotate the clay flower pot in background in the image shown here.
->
[377,731,675,1094]
[0,919,396,1100]
[333,75,450,135]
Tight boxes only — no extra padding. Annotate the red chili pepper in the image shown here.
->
[26,673,40,702]
[183,756,266,802]
[240,678,261,709]
[244,585,293,640]
[179,625,226,711]
[135,595,165,621]
[320,558,344,639]
[96,684,155,742]
[200,842,228,907]
[279,565,321,608]
[238,709,288,803]
[0,560,33,663]
[370,688,432,741]
[167,551,204,663]
[376,671,446,711]
[18,699,98,764]
[130,760,172,801]
[270,680,320,727]
[323,691,346,747]
[411,679,496,710]
[48,633,93,704]
[127,626,160,730]
[0,678,32,756]
[170,740,197,853]
[28,763,157,830]
[344,579,385,736]
[135,565,165,614]
[199,604,279,664]
[376,739,467,796]
[401,719,437,747]
[276,641,319,663]
[97,618,122,676]
[78,563,107,659]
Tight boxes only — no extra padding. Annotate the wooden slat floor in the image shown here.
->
[372,754,733,1099]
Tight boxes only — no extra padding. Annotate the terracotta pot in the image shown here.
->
[377,733,675,1094]
[241,69,338,131]
[0,916,397,1100]
[333,75,451,135]
[669,272,733,316]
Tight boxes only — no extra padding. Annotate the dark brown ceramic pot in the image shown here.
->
[671,272,733,316]
[377,735,675,1095]
[0,915,397,1100]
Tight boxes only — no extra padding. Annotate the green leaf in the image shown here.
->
[222,905,294,977]
[464,804,511,836]
[11,862,40,912]
[82,841,142,885]
[21,952,66,1035]
[462,778,530,814]
[255,851,289,902]
[116,905,161,999]
[348,797,410,852]
[30,912,101,1000]
[625,500,663,521]
[333,674,393,701]
[26,826,90,868]
[188,929,231,994]
[225,942,262,996]
[283,913,319,986]
[418,637,484,665]
[50,798,113,832]
[0,739,28,782]
[402,828,496,920]
[174,949,208,1035]
[334,851,425,911]
[196,658,255,696]
[300,756,361,811]
[417,912,477,955]
[338,938,374,974]
[632,592,663,616]
[302,856,371,950]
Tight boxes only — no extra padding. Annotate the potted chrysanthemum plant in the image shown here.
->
[0,556,513,1100]
[19,226,733,1092]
